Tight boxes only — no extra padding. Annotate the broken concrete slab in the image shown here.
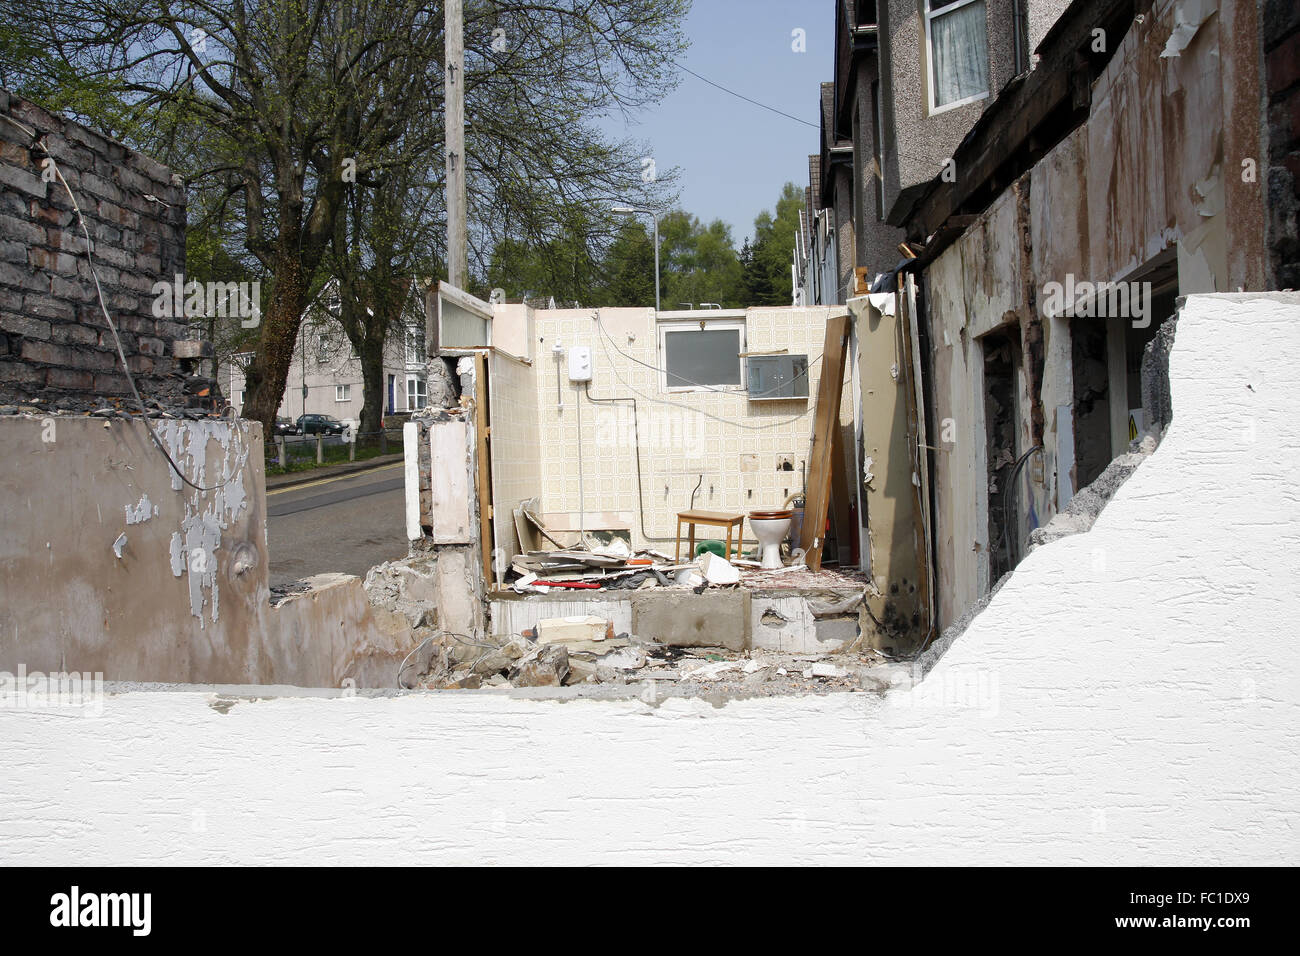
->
[631,589,749,652]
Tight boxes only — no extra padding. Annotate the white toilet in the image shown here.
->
[748,509,793,570]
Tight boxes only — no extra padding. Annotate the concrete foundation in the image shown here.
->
[490,586,866,656]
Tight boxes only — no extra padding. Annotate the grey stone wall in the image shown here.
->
[0,89,188,407]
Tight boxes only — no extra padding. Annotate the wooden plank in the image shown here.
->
[799,313,851,571]
[854,266,872,296]
[474,352,494,584]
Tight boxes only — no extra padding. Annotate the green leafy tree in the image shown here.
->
[745,182,803,306]
[328,156,443,434]
[656,212,744,308]
[486,206,607,306]
[598,219,656,307]
[5,0,690,434]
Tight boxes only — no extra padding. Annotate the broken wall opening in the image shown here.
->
[1071,317,1112,489]
[982,327,1022,582]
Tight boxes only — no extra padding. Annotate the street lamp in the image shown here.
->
[612,205,660,312]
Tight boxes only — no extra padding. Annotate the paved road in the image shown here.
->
[266,463,408,589]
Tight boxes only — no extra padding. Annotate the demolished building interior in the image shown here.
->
[1,0,1297,703]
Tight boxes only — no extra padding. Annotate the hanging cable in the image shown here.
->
[2,114,241,493]
[673,62,819,129]
[996,446,1043,572]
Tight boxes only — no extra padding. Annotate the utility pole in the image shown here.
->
[445,0,467,290]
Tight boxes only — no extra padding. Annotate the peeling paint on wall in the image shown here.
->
[124,495,157,525]
[154,420,254,626]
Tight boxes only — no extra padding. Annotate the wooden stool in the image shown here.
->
[675,510,745,562]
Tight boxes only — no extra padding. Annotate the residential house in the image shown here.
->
[228,279,430,426]
[821,0,1281,635]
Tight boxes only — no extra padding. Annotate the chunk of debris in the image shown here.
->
[536,615,614,646]
[674,567,704,588]
[697,551,740,585]
[442,671,482,690]
[471,638,532,676]
[809,661,849,679]
[566,659,598,684]
[596,645,647,671]
[508,643,570,687]
[594,645,648,682]
[681,659,743,681]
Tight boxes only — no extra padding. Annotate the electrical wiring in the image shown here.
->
[581,381,675,543]
[396,631,507,688]
[593,320,816,431]
[673,62,819,129]
[2,113,242,493]
[594,328,811,430]
[995,445,1043,572]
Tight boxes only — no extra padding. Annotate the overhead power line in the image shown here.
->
[674,62,820,130]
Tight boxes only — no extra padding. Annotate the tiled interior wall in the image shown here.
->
[488,350,541,570]
[490,305,850,554]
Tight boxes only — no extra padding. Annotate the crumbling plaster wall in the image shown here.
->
[5,295,1294,865]
[850,295,925,651]
[923,0,1269,629]
[401,409,488,641]
[0,416,417,686]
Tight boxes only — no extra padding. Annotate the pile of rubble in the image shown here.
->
[404,613,908,696]
[510,540,793,594]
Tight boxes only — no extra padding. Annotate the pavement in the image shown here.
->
[266,461,408,589]
[264,452,405,490]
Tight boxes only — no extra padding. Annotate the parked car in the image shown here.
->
[273,417,297,437]
[295,414,347,436]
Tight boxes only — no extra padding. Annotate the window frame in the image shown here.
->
[334,384,350,403]
[656,316,747,394]
[923,0,991,116]
[404,328,423,365]
[406,374,427,411]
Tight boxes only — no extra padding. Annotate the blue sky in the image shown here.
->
[604,0,832,244]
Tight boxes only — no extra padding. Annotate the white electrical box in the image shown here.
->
[568,345,592,382]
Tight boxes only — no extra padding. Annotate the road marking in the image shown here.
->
[266,461,404,496]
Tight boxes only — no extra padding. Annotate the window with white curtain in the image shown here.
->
[335,385,350,402]
[926,0,989,111]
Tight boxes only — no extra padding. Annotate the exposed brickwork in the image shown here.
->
[1265,0,1300,287]
[0,88,187,406]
